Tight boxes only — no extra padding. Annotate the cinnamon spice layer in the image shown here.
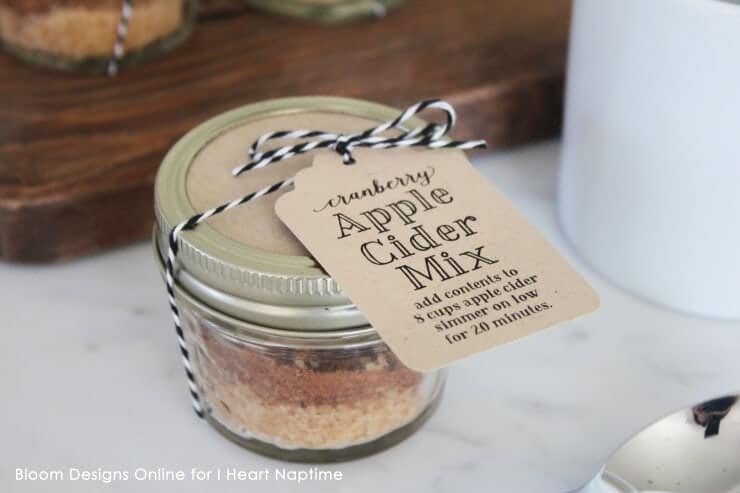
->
[199,326,422,407]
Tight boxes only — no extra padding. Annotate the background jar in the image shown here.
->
[0,0,196,73]
[153,96,447,462]
[244,0,403,23]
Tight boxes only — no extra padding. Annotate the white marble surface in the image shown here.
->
[1,141,738,493]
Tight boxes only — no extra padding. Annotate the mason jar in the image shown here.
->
[0,0,196,72]
[153,97,447,462]
[244,0,403,23]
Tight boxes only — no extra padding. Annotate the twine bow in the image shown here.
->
[232,99,485,176]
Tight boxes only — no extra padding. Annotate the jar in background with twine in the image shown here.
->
[0,0,197,73]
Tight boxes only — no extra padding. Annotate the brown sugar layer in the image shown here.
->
[204,370,424,450]
[0,0,182,58]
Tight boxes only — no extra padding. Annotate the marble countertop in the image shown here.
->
[2,141,738,493]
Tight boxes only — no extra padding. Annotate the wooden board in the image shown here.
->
[0,0,571,262]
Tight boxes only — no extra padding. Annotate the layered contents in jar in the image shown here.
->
[192,320,429,450]
[0,0,183,59]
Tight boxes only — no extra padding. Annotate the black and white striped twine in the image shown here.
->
[164,99,487,418]
[107,0,133,76]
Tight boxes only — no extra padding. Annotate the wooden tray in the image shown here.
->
[0,0,570,262]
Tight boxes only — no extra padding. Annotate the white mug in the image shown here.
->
[559,0,740,319]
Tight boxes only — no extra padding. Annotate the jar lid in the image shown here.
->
[154,96,426,330]
[243,0,404,23]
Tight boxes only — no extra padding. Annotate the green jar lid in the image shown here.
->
[244,0,403,23]
[154,96,425,330]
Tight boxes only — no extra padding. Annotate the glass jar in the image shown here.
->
[153,97,447,461]
[244,0,403,23]
[0,0,196,73]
